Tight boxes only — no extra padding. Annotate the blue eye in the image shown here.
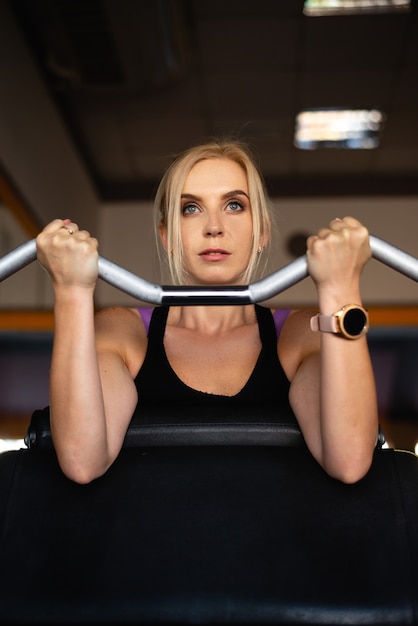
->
[227,201,244,211]
[182,203,200,215]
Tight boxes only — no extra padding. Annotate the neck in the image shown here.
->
[167,304,257,333]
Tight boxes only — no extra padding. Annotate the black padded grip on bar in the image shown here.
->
[160,285,252,306]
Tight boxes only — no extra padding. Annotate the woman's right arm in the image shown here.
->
[36,220,143,483]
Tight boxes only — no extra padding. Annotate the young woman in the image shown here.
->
[36,139,378,485]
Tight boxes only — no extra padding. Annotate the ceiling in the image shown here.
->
[7,0,418,202]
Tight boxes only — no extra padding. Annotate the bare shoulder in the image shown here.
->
[277,308,320,380]
[94,306,148,376]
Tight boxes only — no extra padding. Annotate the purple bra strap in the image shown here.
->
[273,308,292,337]
[138,307,292,338]
[137,307,153,334]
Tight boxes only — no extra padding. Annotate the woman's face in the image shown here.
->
[174,158,254,285]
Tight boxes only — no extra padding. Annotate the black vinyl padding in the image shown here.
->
[25,404,307,449]
[0,438,417,624]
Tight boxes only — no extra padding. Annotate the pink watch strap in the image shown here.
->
[310,314,338,333]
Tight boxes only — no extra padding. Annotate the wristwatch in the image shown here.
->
[310,304,369,339]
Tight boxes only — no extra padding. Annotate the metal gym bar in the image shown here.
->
[0,234,417,305]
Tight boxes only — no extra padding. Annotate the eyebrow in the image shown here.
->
[181,189,250,200]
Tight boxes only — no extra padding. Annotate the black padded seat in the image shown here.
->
[0,408,417,625]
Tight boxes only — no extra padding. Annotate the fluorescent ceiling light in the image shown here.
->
[303,0,411,16]
[294,108,385,150]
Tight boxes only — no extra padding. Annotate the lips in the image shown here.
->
[199,248,230,261]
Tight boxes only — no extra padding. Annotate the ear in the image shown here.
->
[159,223,168,251]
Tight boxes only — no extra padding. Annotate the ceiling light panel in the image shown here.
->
[294,108,385,149]
[303,0,411,16]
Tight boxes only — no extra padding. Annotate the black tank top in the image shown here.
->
[134,305,294,416]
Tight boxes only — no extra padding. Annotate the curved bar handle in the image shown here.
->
[0,235,417,305]
[0,238,38,283]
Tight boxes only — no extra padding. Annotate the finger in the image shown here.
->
[316,226,332,239]
[339,215,362,227]
[62,224,74,235]
[329,216,342,226]
[306,233,326,254]
[306,234,317,250]
[61,221,79,236]
[39,218,69,235]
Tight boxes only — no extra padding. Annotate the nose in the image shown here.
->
[206,225,223,236]
[205,213,224,237]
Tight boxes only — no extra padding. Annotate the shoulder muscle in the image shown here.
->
[95,306,147,378]
[277,308,320,381]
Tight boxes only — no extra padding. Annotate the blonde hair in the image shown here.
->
[154,138,274,285]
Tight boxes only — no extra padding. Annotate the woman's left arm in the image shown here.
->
[279,217,379,484]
